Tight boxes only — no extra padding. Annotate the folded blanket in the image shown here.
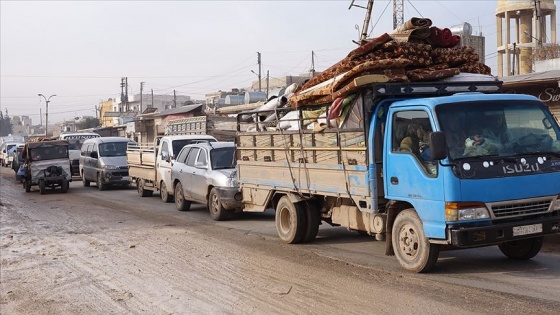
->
[427,27,455,48]
[392,17,432,33]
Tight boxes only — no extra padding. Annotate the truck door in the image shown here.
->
[385,109,445,237]
[157,140,173,194]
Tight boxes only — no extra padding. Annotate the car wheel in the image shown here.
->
[97,173,106,191]
[82,171,90,187]
[39,179,46,195]
[208,188,229,221]
[392,209,439,273]
[275,196,307,244]
[160,181,172,203]
[498,237,543,260]
[174,182,191,211]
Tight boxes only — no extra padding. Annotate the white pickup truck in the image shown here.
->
[127,134,217,202]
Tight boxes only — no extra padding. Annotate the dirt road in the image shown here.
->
[1,168,560,314]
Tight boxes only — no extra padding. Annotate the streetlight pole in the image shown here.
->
[38,94,56,137]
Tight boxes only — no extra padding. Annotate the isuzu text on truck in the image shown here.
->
[236,81,560,272]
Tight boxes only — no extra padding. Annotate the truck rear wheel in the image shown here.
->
[174,182,191,211]
[498,237,543,260]
[160,181,172,203]
[137,179,152,197]
[302,201,320,243]
[392,209,439,273]
[275,196,306,244]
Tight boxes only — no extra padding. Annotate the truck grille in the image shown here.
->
[490,198,552,218]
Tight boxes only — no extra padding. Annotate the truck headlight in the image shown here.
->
[445,202,490,222]
[553,195,560,211]
[103,165,118,170]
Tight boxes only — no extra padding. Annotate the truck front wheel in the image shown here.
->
[275,196,306,244]
[392,209,439,273]
[498,237,543,260]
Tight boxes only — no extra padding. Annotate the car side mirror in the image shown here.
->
[430,131,448,160]
[90,151,98,159]
[194,161,207,169]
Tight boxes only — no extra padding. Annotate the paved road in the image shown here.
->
[1,167,559,314]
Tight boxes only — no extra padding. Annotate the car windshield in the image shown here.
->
[210,147,236,170]
[436,100,560,160]
[29,145,68,161]
[99,142,128,157]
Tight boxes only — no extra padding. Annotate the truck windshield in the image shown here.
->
[30,146,69,161]
[436,100,560,160]
[99,142,128,157]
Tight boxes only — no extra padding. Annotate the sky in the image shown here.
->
[0,0,555,125]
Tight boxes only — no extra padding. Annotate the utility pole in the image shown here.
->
[258,52,262,92]
[40,108,42,126]
[393,0,404,30]
[38,94,56,137]
[266,70,269,100]
[310,51,316,77]
[349,0,374,44]
[151,89,154,108]
[512,42,517,76]
[120,77,125,112]
[173,90,177,108]
[125,77,129,111]
[140,81,145,113]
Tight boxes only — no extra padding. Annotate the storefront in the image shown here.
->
[501,70,560,121]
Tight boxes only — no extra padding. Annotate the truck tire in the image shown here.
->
[498,237,543,260]
[302,201,320,243]
[275,196,307,244]
[82,171,90,187]
[208,187,228,221]
[174,182,191,211]
[160,181,172,203]
[137,179,153,197]
[39,179,46,195]
[97,173,106,191]
[392,209,439,273]
[61,179,69,193]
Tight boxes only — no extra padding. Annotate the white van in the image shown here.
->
[79,137,134,190]
[59,132,100,175]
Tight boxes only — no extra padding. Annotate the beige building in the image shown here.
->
[496,0,557,77]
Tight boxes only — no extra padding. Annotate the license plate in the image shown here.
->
[513,224,543,236]
[122,176,131,181]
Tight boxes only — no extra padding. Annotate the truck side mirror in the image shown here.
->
[430,131,448,160]
[161,151,170,162]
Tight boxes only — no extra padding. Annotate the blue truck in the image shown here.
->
[236,80,560,272]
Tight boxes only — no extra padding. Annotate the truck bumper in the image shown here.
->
[215,186,243,211]
[450,215,560,247]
